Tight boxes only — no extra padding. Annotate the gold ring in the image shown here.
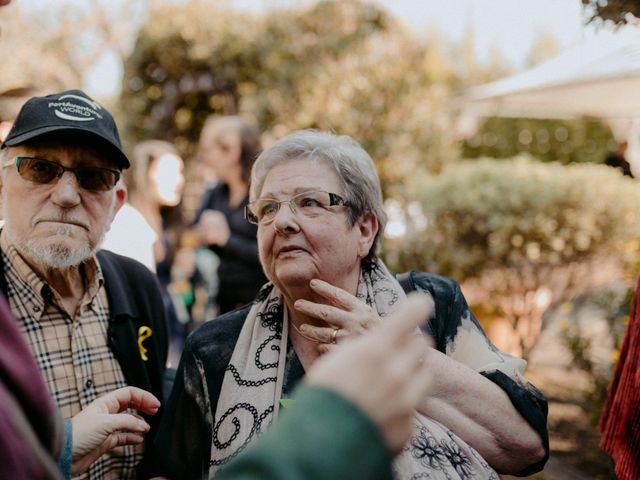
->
[331,328,339,344]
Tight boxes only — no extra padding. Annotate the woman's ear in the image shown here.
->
[357,212,378,259]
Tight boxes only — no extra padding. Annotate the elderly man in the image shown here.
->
[0,89,167,479]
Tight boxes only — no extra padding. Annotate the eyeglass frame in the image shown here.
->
[8,155,121,192]
[244,190,349,225]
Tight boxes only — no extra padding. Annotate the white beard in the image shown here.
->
[5,225,101,269]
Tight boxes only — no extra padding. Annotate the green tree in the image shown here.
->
[277,31,459,195]
[121,2,259,156]
[582,0,640,24]
[121,0,391,156]
[121,0,462,196]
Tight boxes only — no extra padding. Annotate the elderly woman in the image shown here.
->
[155,131,548,479]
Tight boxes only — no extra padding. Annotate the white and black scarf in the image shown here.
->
[209,258,498,479]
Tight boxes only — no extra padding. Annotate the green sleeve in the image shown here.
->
[214,385,394,480]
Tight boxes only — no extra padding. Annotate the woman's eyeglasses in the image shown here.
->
[245,190,349,225]
[11,156,120,192]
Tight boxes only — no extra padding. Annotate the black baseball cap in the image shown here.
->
[1,89,130,169]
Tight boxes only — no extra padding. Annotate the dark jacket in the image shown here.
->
[194,183,267,311]
[156,271,549,478]
[0,249,168,479]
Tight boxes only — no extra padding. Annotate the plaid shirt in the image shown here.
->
[1,236,143,480]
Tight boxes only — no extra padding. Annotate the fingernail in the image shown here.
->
[309,279,318,287]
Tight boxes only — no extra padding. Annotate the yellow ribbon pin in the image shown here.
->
[137,326,153,361]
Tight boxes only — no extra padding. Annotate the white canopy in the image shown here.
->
[463,26,640,120]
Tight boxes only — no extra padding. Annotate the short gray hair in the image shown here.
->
[250,130,387,257]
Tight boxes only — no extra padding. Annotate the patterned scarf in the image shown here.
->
[210,258,498,479]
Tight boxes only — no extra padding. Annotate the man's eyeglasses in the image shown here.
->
[245,190,349,225]
[11,156,120,192]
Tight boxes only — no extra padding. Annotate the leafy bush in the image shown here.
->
[559,283,630,424]
[387,157,640,356]
[462,116,615,165]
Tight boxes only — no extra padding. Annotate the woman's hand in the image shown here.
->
[198,210,230,246]
[293,279,382,351]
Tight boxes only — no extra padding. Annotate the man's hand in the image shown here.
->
[71,387,160,475]
[306,294,435,452]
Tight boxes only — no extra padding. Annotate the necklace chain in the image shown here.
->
[289,320,320,343]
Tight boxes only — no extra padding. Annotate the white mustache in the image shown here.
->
[32,213,89,231]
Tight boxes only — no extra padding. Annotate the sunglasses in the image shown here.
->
[12,156,120,192]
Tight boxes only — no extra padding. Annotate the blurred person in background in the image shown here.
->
[155,130,548,479]
[124,140,189,366]
[193,115,267,314]
[0,119,12,141]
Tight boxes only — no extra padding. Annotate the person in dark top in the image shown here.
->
[193,115,267,314]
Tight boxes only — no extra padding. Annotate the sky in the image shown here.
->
[20,0,589,97]
[236,0,587,66]
[378,0,586,65]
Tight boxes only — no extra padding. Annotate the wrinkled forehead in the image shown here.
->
[257,156,344,198]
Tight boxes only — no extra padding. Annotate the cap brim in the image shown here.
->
[2,125,130,168]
